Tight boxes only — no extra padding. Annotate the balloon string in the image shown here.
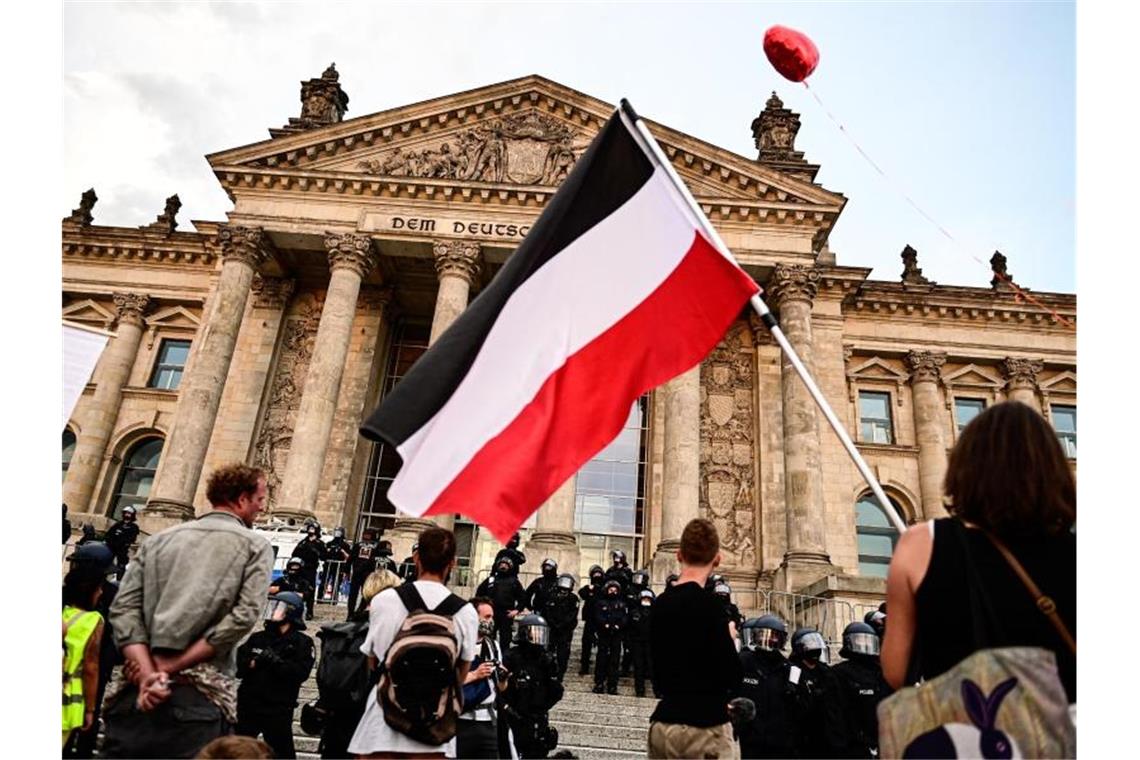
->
[800,81,1074,331]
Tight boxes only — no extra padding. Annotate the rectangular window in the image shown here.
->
[954,397,986,434]
[149,339,192,390]
[1051,404,1077,459]
[858,391,893,444]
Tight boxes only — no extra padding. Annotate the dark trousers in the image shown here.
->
[508,713,553,759]
[595,633,622,690]
[319,699,366,758]
[579,619,597,673]
[346,572,367,621]
[551,631,573,679]
[102,682,228,759]
[236,706,296,759]
[621,628,634,675]
[631,636,652,695]
[457,718,500,759]
[302,570,318,618]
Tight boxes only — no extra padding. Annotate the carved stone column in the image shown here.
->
[1000,357,1043,413]
[390,240,483,545]
[147,226,268,523]
[526,477,580,580]
[770,265,832,586]
[651,365,702,583]
[906,350,949,519]
[63,293,150,514]
[276,233,378,521]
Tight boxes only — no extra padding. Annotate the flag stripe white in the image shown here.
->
[389,167,696,515]
[63,323,109,430]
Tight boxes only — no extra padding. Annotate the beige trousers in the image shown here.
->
[647,721,740,760]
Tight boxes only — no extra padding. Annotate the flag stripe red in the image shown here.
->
[423,231,757,542]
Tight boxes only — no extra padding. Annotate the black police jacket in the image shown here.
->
[787,658,849,758]
[832,655,892,758]
[271,573,314,597]
[540,590,579,633]
[578,582,602,622]
[524,575,557,613]
[291,538,326,573]
[348,540,379,577]
[593,596,628,634]
[477,574,526,620]
[735,649,795,757]
[324,537,351,564]
[502,645,564,717]
[604,565,633,593]
[104,521,139,560]
[237,626,315,710]
[628,602,653,642]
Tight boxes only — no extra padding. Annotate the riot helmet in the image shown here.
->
[264,591,306,630]
[603,579,622,597]
[495,556,515,576]
[286,557,304,574]
[541,558,558,578]
[791,627,827,662]
[516,613,550,648]
[706,573,724,590]
[362,526,377,542]
[588,565,605,585]
[741,614,787,652]
[631,570,649,589]
[864,609,886,638]
[556,573,575,592]
[638,589,655,607]
[377,539,393,557]
[121,505,137,522]
[611,549,627,567]
[665,573,679,589]
[713,582,732,600]
[840,621,881,658]
[333,527,345,540]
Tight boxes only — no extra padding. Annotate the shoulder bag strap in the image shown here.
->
[432,593,468,618]
[977,527,1076,655]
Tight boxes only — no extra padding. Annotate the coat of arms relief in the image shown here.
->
[357,111,585,185]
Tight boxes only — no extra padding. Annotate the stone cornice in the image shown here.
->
[843,280,1075,330]
[62,226,216,267]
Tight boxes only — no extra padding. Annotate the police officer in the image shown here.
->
[621,569,650,676]
[592,580,628,695]
[399,542,419,582]
[76,523,98,546]
[603,549,633,592]
[494,532,527,575]
[236,592,315,759]
[705,572,725,591]
[270,557,316,618]
[321,527,351,603]
[577,565,605,676]
[735,615,795,759]
[502,614,563,759]
[864,608,886,640]
[713,581,745,632]
[477,556,527,652]
[788,627,848,758]
[345,527,379,619]
[525,558,559,613]
[628,587,655,697]
[291,524,326,620]
[832,622,892,759]
[539,573,579,680]
[104,505,140,579]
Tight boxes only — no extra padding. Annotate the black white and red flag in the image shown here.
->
[360,104,760,542]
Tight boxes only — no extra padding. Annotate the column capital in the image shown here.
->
[905,350,947,384]
[250,274,295,309]
[747,312,777,346]
[112,292,150,327]
[217,225,272,269]
[433,240,483,286]
[1000,356,1043,391]
[767,264,820,307]
[324,232,378,278]
[358,285,395,312]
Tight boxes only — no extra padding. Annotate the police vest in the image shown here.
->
[62,605,102,734]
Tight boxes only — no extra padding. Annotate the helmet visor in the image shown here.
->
[521,623,549,647]
[263,599,292,623]
[797,632,827,653]
[556,576,574,591]
[845,632,881,656]
[742,627,784,651]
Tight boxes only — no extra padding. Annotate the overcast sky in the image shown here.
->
[64,1,1075,292]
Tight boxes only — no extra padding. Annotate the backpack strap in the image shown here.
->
[395,582,429,613]
[977,526,1076,655]
[432,593,468,618]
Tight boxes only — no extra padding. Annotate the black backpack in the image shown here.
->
[315,620,371,710]
[378,584,469,746]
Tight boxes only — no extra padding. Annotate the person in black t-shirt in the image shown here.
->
[648,518,742,759]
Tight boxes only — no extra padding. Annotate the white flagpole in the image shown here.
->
[618,99,909,535]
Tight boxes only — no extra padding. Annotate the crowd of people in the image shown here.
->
[59,400,1076,759]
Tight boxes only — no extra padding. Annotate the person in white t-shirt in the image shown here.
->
[348,527,479,759]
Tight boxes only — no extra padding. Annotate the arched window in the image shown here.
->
[110,437,163,520]
[855,494,901,578]
[63,429,77,483]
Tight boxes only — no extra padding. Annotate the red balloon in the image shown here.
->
[763,25,819,82]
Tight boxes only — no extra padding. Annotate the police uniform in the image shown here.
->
[477,565,527,652]
[103,519,139,578]
[346,536,379,618]
[524,572,557,614]
[788,655,848,758]
[832,655,892,759]
[236,624,315,758]
[736,648,796,759]
[592,584,628,694]
[628,590,655,697]
[577,569,605,675]
[291,536,326,620]
[539,582,579,679]
[502,631,564,759]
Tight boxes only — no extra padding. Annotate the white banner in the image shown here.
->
[63,322,110,430]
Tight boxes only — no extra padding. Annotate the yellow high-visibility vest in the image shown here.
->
[62,605,102,738]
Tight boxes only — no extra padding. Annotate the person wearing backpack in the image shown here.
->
[235,591,315,759]
[348,527,479,758]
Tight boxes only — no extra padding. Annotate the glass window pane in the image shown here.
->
[859,392,889,420]
[855,495,900,576]
[955,398,986,432]
[858,559,890,579]
[111,438,163,520]
[1051,405,1076,434]
[858,533,895,557]
[162,341,191,365]
[858,392,893,444]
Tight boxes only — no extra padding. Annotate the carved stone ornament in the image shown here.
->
[768,264,820,306]
[325,232,378,279]
[143,194,181,235]
[433,240,483,285]
[747,312,777,346]
[990,250,1013,291]
[1000,357,1043,391]
[254,293,324,510]
[751,92,806,165]
[905,350,947,384]
[900,244,931,285]
[358,285,395,312]
[251,274,296,309]
[217,225,271,269]
[66,188,97,226]
[698,320,758,569]
[358,111,581,185]
[112,292,150,327]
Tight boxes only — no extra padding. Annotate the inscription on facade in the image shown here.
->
[368,214,532,240]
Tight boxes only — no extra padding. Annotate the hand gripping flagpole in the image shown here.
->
[619,99,909,535]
